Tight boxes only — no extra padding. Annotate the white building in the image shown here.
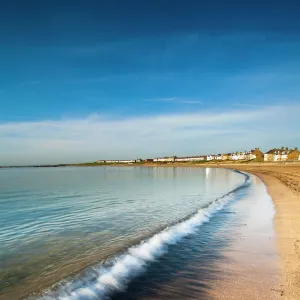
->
[264,148,290,162]
[230,152,247,160]
[118,160,136,163]
[103,159,136,164]
[153,157,175,162]
[205,155,214,161]
[175,156,205,162]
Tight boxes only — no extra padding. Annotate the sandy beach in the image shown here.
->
[231,164,300,299]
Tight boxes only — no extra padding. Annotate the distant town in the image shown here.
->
[95,147,300,164]
[1,147,300,169]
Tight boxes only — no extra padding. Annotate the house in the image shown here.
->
[153,156,176,163]
[247,148,264,161]
[175,157,188,162]
[221,153,231,160]
[175,156,205,162]
[205,155,214,161]
[239,152,247,160]
[230,151,253,161]
[104,159,135,164]
[96,160,106,163]
[264,147,290,162]
[216,154,222,160]
[250,147,264,161]
[288,147,300,161]
[118,160,135,164]
[145,158,154,163]
[264,149,280,161]
[205,154,221,161]
[230,153,240,160]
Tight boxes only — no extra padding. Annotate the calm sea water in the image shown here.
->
[0,167,249,299]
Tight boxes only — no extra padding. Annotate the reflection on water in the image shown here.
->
[0,167,244,298]
[205,167,210,178]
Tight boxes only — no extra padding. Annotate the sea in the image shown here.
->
[0,166,278,299]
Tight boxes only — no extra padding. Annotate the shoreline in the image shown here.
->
[236,166,300,299]
[198,163,300,299]
[207,173,280,300]
[104,162,300,298]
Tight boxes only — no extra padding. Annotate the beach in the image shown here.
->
[108,161,300,299]
[181,162,300,299]
[231,164,300,299]
[162,162,300,299]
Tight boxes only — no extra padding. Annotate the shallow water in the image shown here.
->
[113,173,279,300]
[0,167,276,299]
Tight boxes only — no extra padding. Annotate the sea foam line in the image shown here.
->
[41,174,249,300]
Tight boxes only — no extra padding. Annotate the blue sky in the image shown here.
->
[0,1,300,165]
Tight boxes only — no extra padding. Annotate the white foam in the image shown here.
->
[40,176,248,300]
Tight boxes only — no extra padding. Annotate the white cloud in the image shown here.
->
[0,104,299,165]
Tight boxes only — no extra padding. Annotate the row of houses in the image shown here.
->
[153,148,264,163]
[264,147,300,162]
[96,147,300,164]
[96,159,137,164]
[154,147,300,163]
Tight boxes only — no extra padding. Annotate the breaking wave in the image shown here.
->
[38,171,250,300]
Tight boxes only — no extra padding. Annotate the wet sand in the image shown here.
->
[208,174,280,300]
[232,164,300,300]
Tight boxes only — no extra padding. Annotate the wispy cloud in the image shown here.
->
[0,104,299,165]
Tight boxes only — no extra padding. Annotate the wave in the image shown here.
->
[39,171,250,300]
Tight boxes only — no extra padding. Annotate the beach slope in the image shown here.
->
[233,164,300,299]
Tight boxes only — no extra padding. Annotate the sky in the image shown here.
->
[0,0,300,165]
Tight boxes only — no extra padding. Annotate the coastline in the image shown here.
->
[103,162,300,298]
[2,163,299,299]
